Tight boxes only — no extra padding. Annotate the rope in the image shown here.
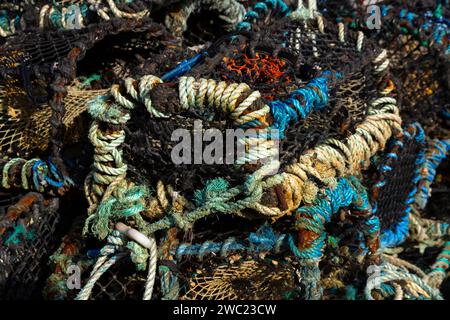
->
[236,0,291,31]
[268,71,334,138]
[1,157,70,193]
[289,176,378,300]
[425,241,450,289]
[142,162,284,235]
[174,223,287,260]
[76,230,127,300]
[178,76,280,164]
[365,259,443,300]
[267,96,402,217]
[77,225,158,300]
[179,76,268,126]
[415,139,450,209]
[0,0,150,36]
[372,123,427,248]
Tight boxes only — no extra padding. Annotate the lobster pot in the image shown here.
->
[0,193,60,299]
[319,0,450,134]
[124,16,385,195]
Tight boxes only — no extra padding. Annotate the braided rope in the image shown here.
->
[372,123,427,248]
[425,241,450,289]
[415,139,450,210]
[76,231,127,300]
[365,259,443,300]
[1,157,69,193]
[174,223,287,260]
[265,97,402,217]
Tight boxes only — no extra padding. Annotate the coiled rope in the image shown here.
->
[1,157,70,193]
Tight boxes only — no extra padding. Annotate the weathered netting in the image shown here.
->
[0,193,60,299]
[123,16,385,194]
[183,259,297,300]
[320,0,450,135]
[0,16,178,300]
[0,78,107,155]
[369,123,426,245]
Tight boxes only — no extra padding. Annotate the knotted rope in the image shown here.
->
[365,255,444,300]
[289,176,379,300]
[425,241,450,289]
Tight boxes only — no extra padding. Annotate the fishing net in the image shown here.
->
[370,123,426,236]
[123,16,385,195]
[183,259,298,300]
[320,0,450,135]
[0,0,448,301]
[0,78,107,155]
[0,193,60,299]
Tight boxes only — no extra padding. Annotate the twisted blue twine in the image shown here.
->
[415,139,450,209]
[32,159,66,190]
[262,71,335,138]
[290,176,374,261]
[174,223,287,260]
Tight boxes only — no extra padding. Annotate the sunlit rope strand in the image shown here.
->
[425,241,450,289]
[165,0,245,36]
[179,76,278,164]
[365,260,443,300]
[179,76,269,125]
[77,227,158,300]
[373,123,426,248]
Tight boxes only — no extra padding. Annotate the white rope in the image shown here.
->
[338,22,345,43]
[356,31,364,52]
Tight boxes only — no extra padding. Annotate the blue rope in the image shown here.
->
[263,71,335,138]
[3,224,35,246]
[288,176,376,300]
[174,223,287,260]
[290,176,374,261]
[236,0,291,31]
[160,52,208,82]
[32,159,66,190]
[415,138,450,209]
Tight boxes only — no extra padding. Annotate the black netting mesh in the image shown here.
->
[0,193,60,299]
